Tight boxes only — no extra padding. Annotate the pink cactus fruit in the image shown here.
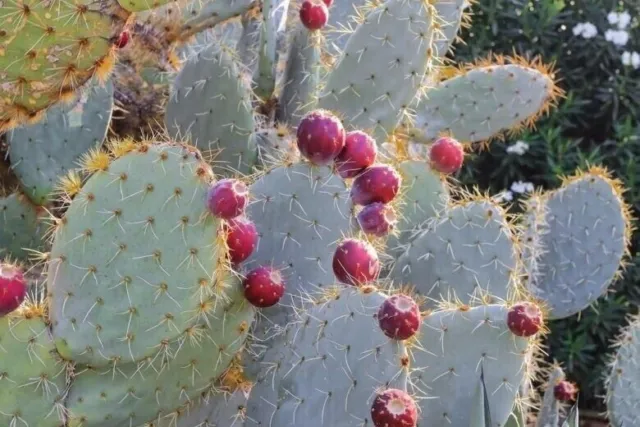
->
[335,130,377,179]
[371,389,418,427]
[299,0,329,31]
[243,266,286,308]
[0,264,27,316]
[332,238,380,286]
[357,202,397,237]
[224,217,258,264]
[507,302,543,337]
[207,179,249,220]
[296,110,346,165]
[429,136,464,174]
[377,295,421,340]
[350,164,402,206]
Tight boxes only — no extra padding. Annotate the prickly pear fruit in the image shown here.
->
[351,165,402,205]
[296,110,346,165]
[299,0,329,31]
[357,203,398,237]
[371,389,418,427]
[207,179,249,219]
[224,217,258,264]
[243,266,286,308]
[507,302,543,337]
[322,0,333,6]
[554,380,578,402]
[116,31,131,49]
[332,238,381,286]
[0,264,26,316]
[378,295,420,340]
[336,131,378,179]
[429,137,464,174]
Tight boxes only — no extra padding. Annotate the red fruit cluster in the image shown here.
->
[332,238,380,287]
[0,264,27,316]
[553,380,578,402]
[299,0,329,31]
[507,302,543,337]
[429,136,464,174]
[371,389,418,427]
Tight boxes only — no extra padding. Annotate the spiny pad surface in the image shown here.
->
[0,314,67,427]
[411,304,531,427]
[8,79,114,205]
[245,287,409,427]
[526,173,629,319]
[0,192,47,261]
[390,199,517,305]
[47,143,227,366]
[0,0,126,130]
[606,316,640,427]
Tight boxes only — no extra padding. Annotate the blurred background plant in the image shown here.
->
[455,0,640,411]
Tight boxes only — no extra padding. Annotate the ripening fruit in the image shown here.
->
[377,295,421,340]
[243,266,286,308]
[224,217,258,264]
[299,0,329,31]
[207,179,249,220]
[296,110,345,165]
[357,203,397,237]
[371,389,418,427]
[332,238,380,286]
[429,137,464,174]
[507,302,543,337]
[0,264,27,316]
[335,130,377,179]
[553,380,578,402]
[350,165,402,206]
[116,31,131,49]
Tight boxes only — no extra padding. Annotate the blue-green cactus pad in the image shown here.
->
[0,192,48,261]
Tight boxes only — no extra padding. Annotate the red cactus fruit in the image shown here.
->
[116,31,130,49]
[553,380,578,402]
[507,302,543,337]
[378,295,421,340]
[371,389,418,427]
[299,0,329,31]
[0,264,27,316]
[429,137,464,174]
[335,130,378,179]
[357,203,397,237]
[321,0,333,6]
[243,266,285,308]
[332,238,380,286]
[296,110,345,165]
[350,164,402,206]
[207,179,249,220]
[224,217,258,264]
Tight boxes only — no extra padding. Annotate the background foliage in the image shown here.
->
[454,0,640,410]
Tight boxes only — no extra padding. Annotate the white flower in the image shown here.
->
[506,140,530,155]
[617,11,631,29]
[605,29,629,46]
[510,181,535,194]
[622,51,632,65]
[623,51,640,69]
[608,12,619,25]
[572,23,584,36]
[581,23,598,38]
[496,191,513,202]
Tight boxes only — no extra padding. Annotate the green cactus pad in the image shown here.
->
[66,276,254,427]
[525,170,630,319]
[407,63,558,144]
[254,126,300,166]
[236,10,262,71]
[386,159,449,255]
[8,80,114,205]
[245,287,409,427]
[47,143,228,367]
[252,0,283,100]
[276,26,322,126]
[0,192,48,261]
[433,0,468,59]
[390,199,518,305]
[606,316,640,427]
[166,43,257,176]
[0,0,126,131]
[0,314,67,427]
[117,0,174,12]
[535,367,565,427]
[411,304,532,427]
[318,0,435,139]
[244,162,353,330]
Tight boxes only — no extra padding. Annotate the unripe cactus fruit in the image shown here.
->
[351,165,402,205]
[554,380,578,402]
[207,179,249,219]
[243,266,286,308]
[0,264,27,316]
[371,389,418,427]
[332,238,381,286]
[357,203,398,237]
[296,110,346,165]
[429,137,464,174]
[507,302,543,337]
[299,0,329,31]
[336,131,378,179]
[377,295,421,340]
[116,31,131,49]
[224,217,258,264]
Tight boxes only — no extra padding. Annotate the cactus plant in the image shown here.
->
[0,0,635,426]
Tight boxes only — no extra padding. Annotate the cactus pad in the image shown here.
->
[0,313,67,427]
[318,0,435,138]
[8,80,114,205]
[526,170,630,319]
[166,44,257,176]
[245,287,409,427]
[0,192,47,261]
[0,0,127,131]
[47,143,229,366]
[390,199,518,305]
[406,61,560,144]
[410,303,532,427]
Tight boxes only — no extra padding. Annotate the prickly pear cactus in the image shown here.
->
[0,192,48,261]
